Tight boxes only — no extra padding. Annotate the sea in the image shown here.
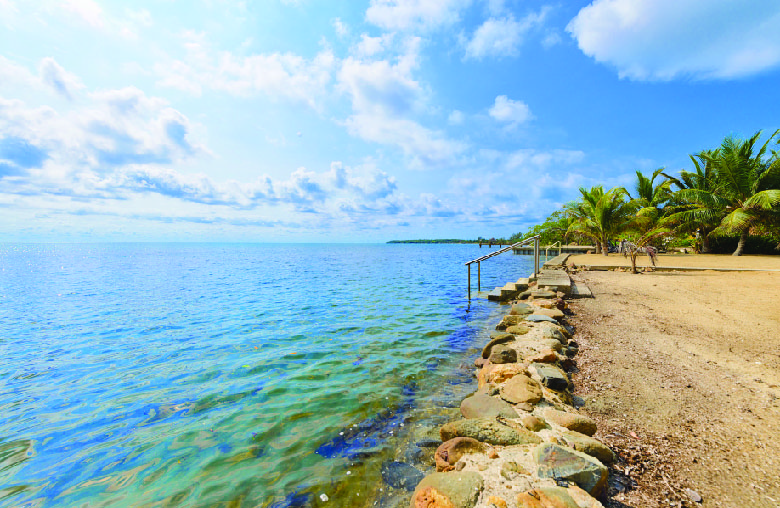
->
[0,243,540,508]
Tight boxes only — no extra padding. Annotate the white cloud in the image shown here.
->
[366,0,471,31]
[448,110,464,125]
[463,8,549,59]
[332,17,348,37]
[39,57,84,100]
[567,0,780,80]
[155,33,335,108]
[62,0,105,28]
[354,33,395,57]
[489,95,531,125]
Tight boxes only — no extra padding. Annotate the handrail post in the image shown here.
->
[534,237,539,277]
[467,263,471,300]
[477,261,481,292]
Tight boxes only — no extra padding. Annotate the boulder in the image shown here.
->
[525,314,559,324]
[489,345,517,364]
[530,290,557,299]
[510,303,534,315]
[520,414,546,432]
[435,437,487,472]
[526,349,559,364]
[531,307,565,321]
[482,334,514,359]
[542,408,598,436]
[560,431,616,464]
[410,472,484,508]
[381,461,425,491]
[440,418,542,446]
[482,364,527,386]
[542,328,568,345]
[533,444,608,496]
[460,392,517,419]
[496,315,525,331]
[506,325,530,335]
[516,487,580,508]
[529,363,570,392]
[500,374,543,405]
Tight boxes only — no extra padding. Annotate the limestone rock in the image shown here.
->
[531,307,565,321]
[486,496,508,508]
[435,437,487,472]
[530,290,557,299]
[510,303,534,315]
[489,345,518,364]
[542,328,568,345]
[482,334,515,359]
[543,408,598,436]
[500,461,529,480]
[484,364,527,385]
[475,357,488,368]
[410,472,484,508]
[506,325,530,335]
[525,314,559,324]
[529,363,570,392]
[460,392,517,419]
[500,374,543,405]
[566,485,605,507]
[440,418,542,446]
[520,414,546,432]
[526,349,559,364]
[533,444,608,496]
[516,487,580,508]
[496,315,525,331]
[561,431,616,464]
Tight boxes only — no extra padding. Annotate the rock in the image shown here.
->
[529,363,570,391]
[565,485,604,508]
[520,414,546,432]
[538,338,564,352]
[542,328,568,345]
[564,346,578,358]
[517,290,532,300]
[460,392,517,419]
[510,303,534,315]
[416,439,441,448]
[500,461,529,480]
[381,461,425,491]
[500,374,543,405]
[530,290,557,299]
[525,314,559,324]
[440,418,542,446]
[543,408,598,436]
[475,357,488,368]
[526,349,559,364]
[531,307,565,321]
[496,315,525,331]
[486,496,508,508]
[410,472,484,508]
[489,345,518,364]
[435,437,487,472]
[482,334,515,359]
[560,431,616,464]
[685,488,703,503]
[506,325,530,335]
[531,299,556,309]
[533,444,608,496]
[516,487,580,508]
[482,364,527,386]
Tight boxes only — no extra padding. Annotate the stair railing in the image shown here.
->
[545,241,562,260]
[464,235,540,299]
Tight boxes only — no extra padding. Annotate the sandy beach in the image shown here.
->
[568,253,780,271]
[566,256,780,507]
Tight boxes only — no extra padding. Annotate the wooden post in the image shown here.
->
[467,263,471,300]
[477,261,481,291]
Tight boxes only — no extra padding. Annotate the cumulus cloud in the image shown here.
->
[448,110,464,125]
[332,17,349,37]
[489,95,532,125]
[155,32,335,108]
[366,0,471,31]
[463,8,549,59]
[567,0,780,80]
[39,57,84,100]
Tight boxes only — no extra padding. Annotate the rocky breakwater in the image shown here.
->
[409,285,614,508]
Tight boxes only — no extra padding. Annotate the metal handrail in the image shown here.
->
[545,241,562,259]
[464,235,540,299]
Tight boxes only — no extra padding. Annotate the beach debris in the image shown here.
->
[319,493,329,502]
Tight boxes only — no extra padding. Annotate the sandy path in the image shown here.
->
[568,253,780,270]
[566,269,780,507]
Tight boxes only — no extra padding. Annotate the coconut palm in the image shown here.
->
[677,130,780,255]
[566,186,638,256]
[662,150,723,253]
[631,168,674,233]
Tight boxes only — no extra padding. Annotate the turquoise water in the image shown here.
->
[0,243,535,507]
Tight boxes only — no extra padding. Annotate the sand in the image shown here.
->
[568,252,780,271]
[565,262,780,507]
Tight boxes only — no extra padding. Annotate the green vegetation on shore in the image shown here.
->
[512,130,780,257]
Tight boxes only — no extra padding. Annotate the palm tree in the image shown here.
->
[566,186,638,256]
[631,168,674,234]
[662,150,722,253]
[678,130,780,255]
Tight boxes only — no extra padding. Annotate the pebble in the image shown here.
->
[685,488,703,503]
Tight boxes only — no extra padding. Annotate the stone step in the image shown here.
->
[537,270,572,296]
[487,288,503,301]
[569,281,593,298]
[542,253,571,269]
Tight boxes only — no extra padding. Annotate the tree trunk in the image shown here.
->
[594,242,602,254]
[733,229,748,256]
[630,253,638,274]
[601,240,609,256]
[701,229,711,253]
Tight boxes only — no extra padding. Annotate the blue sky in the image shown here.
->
[1,0,780,242]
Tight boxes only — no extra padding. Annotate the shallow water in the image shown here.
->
[0,243,537,507]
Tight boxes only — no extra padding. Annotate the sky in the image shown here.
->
[1,0,780,242]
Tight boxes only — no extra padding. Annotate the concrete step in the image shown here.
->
[569,281,593,298]
[536,270,572,296]
[487,288,504,301]
[542,253,571,269]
